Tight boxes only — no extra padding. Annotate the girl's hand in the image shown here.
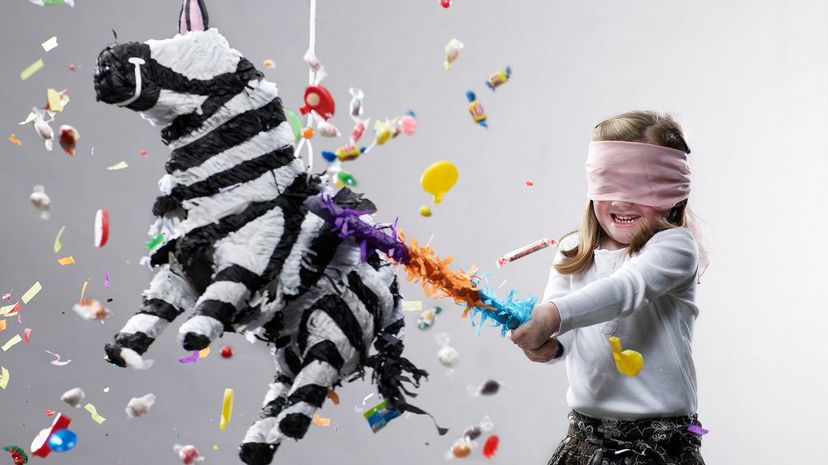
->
[519,337,560,363]
[510,302,561,351]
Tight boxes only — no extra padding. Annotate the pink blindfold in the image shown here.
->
[585,140,709,283]
[586,140,691,210]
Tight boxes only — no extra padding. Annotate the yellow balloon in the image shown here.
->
[420,161,458,204]
[608,336,644,376]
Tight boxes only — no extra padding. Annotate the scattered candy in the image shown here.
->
[32,109,54,151]
[482,434,500,458]
[46,429,76,453]
[437,344,459,367]
[466,91,488,128]
[126,393,156,418]
[20,60,44,81]
[363,399,401,433]
[58,125,79,155]
[417,309,436,330]
[262,59,275,69]
[302,127,314,139]
[42,36,59,52]
[72,299,111,320]
[2,445,27,465]
[348,88,364,118]
[450,439,472,458]
[421,161,458,204]
[46,89,65,113]
[608,336,644,376]
[53,225,65,252]
[57,256,75,266]
[398,111,417,135]
[486,66,512,91]
[440,0,451,7]
[8,134,22,146]
[44,410,55,416]
[139,149,149,157]
[219,346,233,358]
[68,64,77,71]
[94,209,109,248]
[173,444,203,465]
[478,379,500,396]
[30,413,72,458]
[60,388,85,408]
[83,403,106,424]
[496,238,557,268]
[199,347,210,359]
[419,206,432,217]
[444,38,464,71]
[22,329,32,343]
[525,181,534,187]
[299,84,335,120]
[317,120,340,137]
[334,170,357,189]
[463,425,481,441]
[30,185,51,219]
[220,388,234,431]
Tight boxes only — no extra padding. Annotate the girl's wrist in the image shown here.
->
[540,302,562,337]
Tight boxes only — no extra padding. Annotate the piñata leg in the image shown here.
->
[239,347,298,465]
[105,264,197,367]
[178,206,285,350]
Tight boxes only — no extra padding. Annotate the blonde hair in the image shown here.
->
[555,111,694,276]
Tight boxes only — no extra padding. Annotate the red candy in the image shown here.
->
[220,346,233,358]
[482,435,499,458]
[441,0,451,8]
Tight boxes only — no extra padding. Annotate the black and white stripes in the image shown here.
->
[95,17,429,465]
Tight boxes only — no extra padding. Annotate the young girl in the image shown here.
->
[510,111,707,465]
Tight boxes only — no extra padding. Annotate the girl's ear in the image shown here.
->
[667,199,688,225]
[179,0,209,35]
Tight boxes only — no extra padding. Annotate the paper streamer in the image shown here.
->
[42,36,58,52]
[220,388,234,431]
[23,328,32,342]
[79,281,88,303]
[84,403,106,424]
[178,351,198,364]
[1,335,22,352]
[57,256,75,266]
[21,282,42,304]
[53,225,66,252]
[0,321,5,332]
[106,161,129,171]
[0,367,9,389]
[198,347,210,359]
[20,59,44,80]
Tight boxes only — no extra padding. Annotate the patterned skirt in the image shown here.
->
[547,410,705,465]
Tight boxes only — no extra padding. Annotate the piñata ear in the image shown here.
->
[178,0,209,35]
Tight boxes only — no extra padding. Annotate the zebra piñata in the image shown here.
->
[93,1,436,464]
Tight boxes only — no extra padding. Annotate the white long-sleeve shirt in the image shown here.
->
[543,228,700,419]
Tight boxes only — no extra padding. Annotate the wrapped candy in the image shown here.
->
[173,444,203,465]
[73,299,111,321]
[125,393,156,418]
[496,238,557,268]
[398,111,417,136]
[30,185,51,220]
[486,66,512,91]
[466,91,487,128]
[444,38,464,71]
[58,125,79,155]
[436,333,459,368]
[60,388,85,408]
[348,87,364,119]
[417,306,442,330]
[2,446,27,465]
[31,109,54,151]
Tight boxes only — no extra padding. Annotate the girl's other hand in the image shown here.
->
[510,302,561,350]
[518,337,560,363]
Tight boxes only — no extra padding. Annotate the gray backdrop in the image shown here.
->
[1,1,826,464]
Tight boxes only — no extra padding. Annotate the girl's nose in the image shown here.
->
[611,200,633,208]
